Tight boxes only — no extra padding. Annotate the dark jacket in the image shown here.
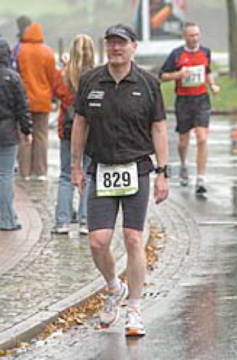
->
[0,38,32,146]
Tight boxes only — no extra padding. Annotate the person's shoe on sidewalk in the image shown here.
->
[179,165,189,186]
[79,222,89,235]
[195,177,208,199]
[51,224,70,234]
[35,175,47,181]
[0,224,22,231]
[125,306,145,337]
[100,281,128,328]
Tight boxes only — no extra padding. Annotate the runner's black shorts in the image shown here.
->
[175,93,211,134]
[88,174,150,232]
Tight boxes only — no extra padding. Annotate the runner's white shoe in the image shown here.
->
[125,307,145,337]
[196,179,208,199]
[99,281,128,328]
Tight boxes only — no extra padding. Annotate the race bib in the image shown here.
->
[182,65,205,87]
[96,162,139,197]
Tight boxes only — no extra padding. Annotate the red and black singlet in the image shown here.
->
[160,45,211,96]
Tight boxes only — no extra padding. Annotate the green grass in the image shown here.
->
[160,82,176,109]
[210,75,237,111]
[160,75,237,111]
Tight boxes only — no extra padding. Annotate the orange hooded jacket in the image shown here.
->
[18,23,56,113]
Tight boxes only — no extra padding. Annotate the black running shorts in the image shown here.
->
[88,174,150,232]
[175,93,211,134]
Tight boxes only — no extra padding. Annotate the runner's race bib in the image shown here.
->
[182,65,205,87]
[96,162,139,197]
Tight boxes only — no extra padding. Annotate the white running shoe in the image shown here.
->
[79,223,89,235]
[99,281,128,328]
[125,307,145,337]
[196,183,208,199]
[51,224,70,234]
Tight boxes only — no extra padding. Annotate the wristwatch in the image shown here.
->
[154,165,171,178]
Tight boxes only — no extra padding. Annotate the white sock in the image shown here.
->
[128,299,141,310]
[107,278,121,291]
[197,175,205,184]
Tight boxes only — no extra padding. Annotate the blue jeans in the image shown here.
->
[55,139,91,226]
[0,144,19,229]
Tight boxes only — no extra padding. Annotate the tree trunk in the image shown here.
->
[226,0,237,80]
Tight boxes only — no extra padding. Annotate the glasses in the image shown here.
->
[106,38,130,48]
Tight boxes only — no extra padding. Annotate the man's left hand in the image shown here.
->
[210,84,220,94]
[71,168,86,196]
[154,175,169,204]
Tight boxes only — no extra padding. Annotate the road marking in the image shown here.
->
[198,221,237,226]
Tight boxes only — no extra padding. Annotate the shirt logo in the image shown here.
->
[132,91,142,96]
[87,91,105,100]
[89,102,102,107]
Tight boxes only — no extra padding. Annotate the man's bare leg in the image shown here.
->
[89,229,116,285]
[195,126,209,197]
[178,132,190,166]
[124,228,146,301]
[196,126,209,176]
[90,228,128,327]
[178,132,190,185]
[124,228,146,336]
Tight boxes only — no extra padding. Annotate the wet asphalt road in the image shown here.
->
[6,115,237,360]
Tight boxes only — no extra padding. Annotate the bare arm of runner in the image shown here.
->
[151,120,169,204]
[206,73,220,94]
[71,113,88,195]
[160,66,190,82]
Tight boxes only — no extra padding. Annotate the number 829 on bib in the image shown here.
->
[96,162,139,197]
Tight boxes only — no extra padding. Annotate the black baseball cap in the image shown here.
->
[105,24,137,42]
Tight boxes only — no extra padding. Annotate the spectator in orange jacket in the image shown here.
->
[17,22,56,181]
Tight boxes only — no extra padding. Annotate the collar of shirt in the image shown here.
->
[99,62,139,84]
[184,45,200,53]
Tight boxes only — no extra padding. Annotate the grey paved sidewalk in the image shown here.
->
[0,186,42,276]
[0,173,130,350]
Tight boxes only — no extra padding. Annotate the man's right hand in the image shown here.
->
[179,66,190,79]
[71,167,86,195]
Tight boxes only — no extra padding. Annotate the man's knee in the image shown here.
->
[197,136,207,147]
[179,140,189,154]
[178,133,189,149]
[196,126,209,145]
[89,230,112,251]
[179,140,187,150]
[124,229,143,253]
